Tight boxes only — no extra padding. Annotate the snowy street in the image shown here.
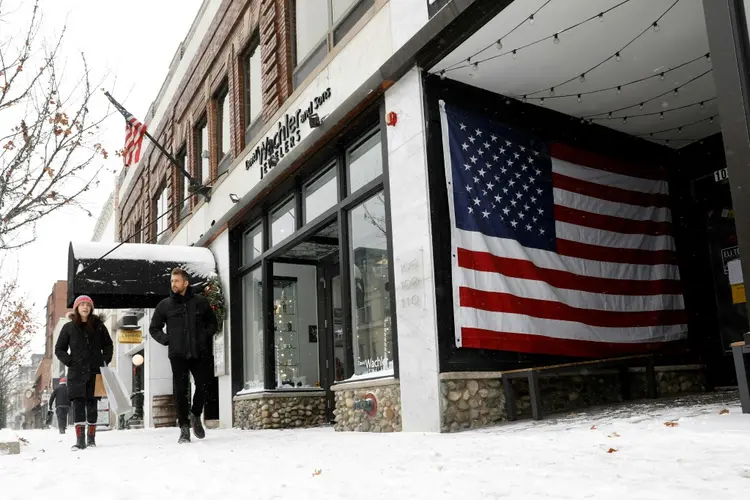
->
[2,393,749,500]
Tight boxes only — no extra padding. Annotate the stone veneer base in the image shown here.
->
[0,440,20,455]
[332,378,402,432]
[233,390,327,430]
[440,365,708,433]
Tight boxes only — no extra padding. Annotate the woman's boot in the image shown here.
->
[71,423,86,451]
[87,424,96,447]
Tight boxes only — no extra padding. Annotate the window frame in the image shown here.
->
[215,81,232,174]
[154,183,169,242]
[194,115,209,185]
[242,31,263,145]
[291,0,375,89]
[176,145,190,216]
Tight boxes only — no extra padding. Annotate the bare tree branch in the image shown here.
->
[0,0,111,250]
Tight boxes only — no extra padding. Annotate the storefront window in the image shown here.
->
[348,191,392,377]
[304,165,338,223]
[242,268,263,392]
[271,199,296,247]
[347,133,382,194]
[243,224,263,265]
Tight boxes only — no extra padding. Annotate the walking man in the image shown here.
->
[49,378,70,434]
[149,268,217,443]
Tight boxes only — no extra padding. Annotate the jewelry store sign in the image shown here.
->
[245,87,332,179]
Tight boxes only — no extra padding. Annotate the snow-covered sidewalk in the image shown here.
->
[1,392,749,499]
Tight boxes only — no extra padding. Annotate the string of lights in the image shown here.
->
[638,114,718,137]
[524,0,682,97]
[522,53,709,103]
[590,97,716,123]
[579,69,712,118]
[440,0,555,73]
[437,0,636,76]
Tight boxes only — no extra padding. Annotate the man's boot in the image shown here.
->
[87,425,96,447]
[190,413,205,440]
[71,424,86,451]
[178,425,191,444]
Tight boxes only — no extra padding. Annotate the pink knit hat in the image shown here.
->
[73,295,94,311]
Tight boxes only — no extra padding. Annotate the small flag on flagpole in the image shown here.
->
[123,115,146,167]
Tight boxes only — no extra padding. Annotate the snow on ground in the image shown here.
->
[2,392,749,499]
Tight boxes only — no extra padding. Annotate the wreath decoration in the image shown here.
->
[202,275,227,332]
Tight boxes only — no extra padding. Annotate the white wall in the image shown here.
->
[273,263,319,388]
[209,231,233,428]
[143,310,172,428]
[384,66,441,433]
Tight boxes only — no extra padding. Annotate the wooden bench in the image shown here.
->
[730,341,750,414]
[501,354,656,421]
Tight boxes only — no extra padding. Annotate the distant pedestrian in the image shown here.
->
[149,268,217,444]
[49,378,70,434]
[55,295,113,450]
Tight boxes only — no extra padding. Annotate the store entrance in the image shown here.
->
[271,220,341,421]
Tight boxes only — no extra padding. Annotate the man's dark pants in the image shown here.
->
[56,406,70,432]
[170,357,208,427]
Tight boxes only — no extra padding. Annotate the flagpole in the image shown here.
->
[102,90,212,202]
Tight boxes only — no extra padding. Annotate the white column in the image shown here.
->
[385,65,441,432]
[210,231,233,429]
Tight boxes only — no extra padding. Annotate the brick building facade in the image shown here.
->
[117,0,293,243]
[45,281,70,360]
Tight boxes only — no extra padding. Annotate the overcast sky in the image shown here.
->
[2,0,204,353]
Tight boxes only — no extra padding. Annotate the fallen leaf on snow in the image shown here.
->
[719,409,730,415]
[590,425,597,430]
[606,448,618,454]
[608,432,621,438]
[664,421,679,427]
[312,469,322,477]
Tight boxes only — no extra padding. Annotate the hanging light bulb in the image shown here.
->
[598,12,604,22]
[472,62,479,72]
[660,72,665,81]
[699,101,705,109]
[540,97,545,105]
[522,95,528,103]
[660,112,665,120]
[528,14,535,25]
[608,112,613,118]
[617,86,622,95]
[615,52,622,62]
[580,73,586,83]
[622,117,628,124]
[639,102,644,110]
[665,139,670,145]
[673,88,679,96]
[710,116,715,124]
[678,127,682,134]
[706,53,711,63]
[577,94,582,103]
[652,22,660,32]
[549,87,555,96]
[554,34,560,45]
[496,39,503,50]
[439,71,446,80]
[512,49,517,59]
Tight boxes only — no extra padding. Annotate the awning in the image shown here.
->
[67,241,217,309]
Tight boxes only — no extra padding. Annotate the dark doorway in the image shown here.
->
[318,257,343,421]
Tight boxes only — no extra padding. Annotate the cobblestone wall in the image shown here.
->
[441,366,707,433]
[234,393,326,430]
[333,382,402,432]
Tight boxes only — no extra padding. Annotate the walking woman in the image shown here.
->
[55,295,113,450]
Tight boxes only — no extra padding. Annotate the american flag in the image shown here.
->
[123,115,147,167]
[439,101,687,358]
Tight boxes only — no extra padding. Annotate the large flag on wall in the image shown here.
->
[438,101,687,358]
